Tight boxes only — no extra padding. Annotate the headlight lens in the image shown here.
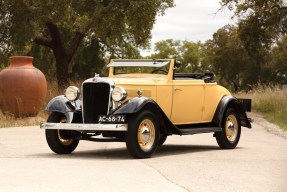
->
[65,86,80,101]
[112,86,127,102]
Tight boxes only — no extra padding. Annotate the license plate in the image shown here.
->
[98,115,126,123]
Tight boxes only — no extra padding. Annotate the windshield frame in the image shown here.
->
[107,59,171,76]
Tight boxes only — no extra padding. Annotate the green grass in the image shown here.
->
[263,111,287,131]
[236,86,287,131]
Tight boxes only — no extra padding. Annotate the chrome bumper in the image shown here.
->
[40,122,128,131]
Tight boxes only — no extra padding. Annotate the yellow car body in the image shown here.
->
[108,59,231,125]
[41,59,252,159]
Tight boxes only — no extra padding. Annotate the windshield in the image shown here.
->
[108,59,170,75]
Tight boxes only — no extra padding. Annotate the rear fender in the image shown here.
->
[212,96,252,128]
[112,97,182,135]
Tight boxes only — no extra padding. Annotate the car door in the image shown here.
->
[171,80,205,124]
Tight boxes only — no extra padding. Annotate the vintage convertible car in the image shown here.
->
[40,59,252,158]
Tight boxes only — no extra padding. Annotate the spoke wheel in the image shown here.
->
[126,111,159,159]
[215,108,241,149]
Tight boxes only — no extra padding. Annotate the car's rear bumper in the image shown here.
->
[40,122,128,131]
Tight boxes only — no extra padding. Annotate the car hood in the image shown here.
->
[105,76,166,100]
[106,76,166,86]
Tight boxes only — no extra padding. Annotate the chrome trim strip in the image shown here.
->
[40,122,128,131]
[82,77,115,85]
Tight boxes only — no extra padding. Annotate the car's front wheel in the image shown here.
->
[215,108,241,149]
[45,112,79,154]
[125,110,159,159]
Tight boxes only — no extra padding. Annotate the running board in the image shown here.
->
[179,127,222,135]
[80,137,125,142]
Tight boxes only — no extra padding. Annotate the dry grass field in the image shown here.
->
[236,86,287,131]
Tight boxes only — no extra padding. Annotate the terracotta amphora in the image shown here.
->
[0,56,47,117]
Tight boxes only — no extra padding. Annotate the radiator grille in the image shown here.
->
[82,82,110,123]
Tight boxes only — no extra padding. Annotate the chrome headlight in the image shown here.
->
[65,86,80,101]
[112,86,127,102]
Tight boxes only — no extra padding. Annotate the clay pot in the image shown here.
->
[0,56,47,117]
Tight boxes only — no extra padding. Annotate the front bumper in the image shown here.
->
[40,122,128,131]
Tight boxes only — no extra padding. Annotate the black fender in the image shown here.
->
[212,96,252,128]
[46,95,82,123]
[112,97,182,135]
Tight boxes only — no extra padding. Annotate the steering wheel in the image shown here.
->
[151,69,168,74]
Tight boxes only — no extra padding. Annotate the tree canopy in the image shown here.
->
[220,0,287,85]
[0,0,174,88]
[149,39,208,73]
[1,0,286,91]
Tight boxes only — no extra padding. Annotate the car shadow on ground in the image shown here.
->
[30,144,228,160]
[154,144,220,158]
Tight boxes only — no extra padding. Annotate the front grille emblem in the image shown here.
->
[137,90,142,97]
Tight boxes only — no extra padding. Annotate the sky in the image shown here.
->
[142,0,235,55]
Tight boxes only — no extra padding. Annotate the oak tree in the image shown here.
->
[1,0,174,89]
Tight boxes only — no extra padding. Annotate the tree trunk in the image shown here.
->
[53,49,70,90]
[34,22,83,91]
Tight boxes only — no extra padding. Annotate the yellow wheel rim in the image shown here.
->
[225,114,238,144]
[137,119,155,152]
[57,118,74,146]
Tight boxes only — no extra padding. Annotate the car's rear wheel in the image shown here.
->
[125,110,159,159]
[215,108,241,149]
[45,112,79,154]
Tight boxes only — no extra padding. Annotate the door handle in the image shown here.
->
[174,88,183,92]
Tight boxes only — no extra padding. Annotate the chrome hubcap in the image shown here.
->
[225,114,238,143]
[138,119,155,152]
[58,118,74,146]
